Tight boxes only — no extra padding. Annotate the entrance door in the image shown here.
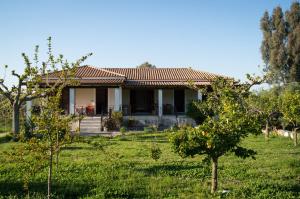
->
[96,88,107,114]
[174,89,185,113]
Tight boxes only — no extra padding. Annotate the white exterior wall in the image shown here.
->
[69,88,75,114]
[163,89,174,106]
[158,89,163,117]
[114,87,122,111]
[107,88,115,110]
[197,90,203,101]
[75,88,96,108]
[26,100,32,120]
[185,89,197,112]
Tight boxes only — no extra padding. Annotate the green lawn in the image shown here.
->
[0,132,299,199]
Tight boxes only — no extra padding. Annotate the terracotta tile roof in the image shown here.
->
[47,65,125,78]
[103,67,222,81]
[125,80,211,87]
[44,65,226,87]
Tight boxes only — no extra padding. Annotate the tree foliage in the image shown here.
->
[170,77,261,193]
[186,102,207,124]
[0,94,12,132]
[0,37,91,134]
[247,87,281,138]
[261,2,300,83]
[136,62,156,69]
[31,86,76,199]
[279,83,300,146]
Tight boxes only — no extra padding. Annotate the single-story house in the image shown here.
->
[28,65,225,131]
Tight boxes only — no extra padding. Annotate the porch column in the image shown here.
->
[114,87,122,111]
[197,90,202,101]
[158,89,163,117]
[69,88,75,114]
[26,100,32,121]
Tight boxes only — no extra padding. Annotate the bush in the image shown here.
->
[186,102,206,124]
[150,144,162,161]
[112,111,123,128]
[120,126,127,135]
[103,111,123,131]
[103,118,117,131]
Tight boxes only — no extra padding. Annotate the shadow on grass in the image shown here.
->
[135,163,204,176]
[289,158,300,168]
[122,135,169,143]
[289,184,300,193]
[0,134,12,144]
[62,146,88,150]
[62,141,118,151]
[0,181,95,199]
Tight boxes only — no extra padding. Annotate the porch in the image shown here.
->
[61,87,202,117]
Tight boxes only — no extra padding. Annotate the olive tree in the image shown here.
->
[0,37,91,135]
[170,77,262,193]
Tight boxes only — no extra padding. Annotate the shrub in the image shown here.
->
[150,144,162,161]
[103,111,123,131]
[120,126,127,135]
[103,118,117,131]
[112,111,123,128]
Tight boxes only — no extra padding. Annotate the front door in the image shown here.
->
[174,89,185,113]
[96,88,107,114]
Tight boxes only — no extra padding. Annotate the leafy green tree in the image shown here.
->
[31,86,76,199]
[170,77,261,193]
[248,88,281,139]
[136,62,156,69]
[279,83,300,146]
[186,102,207,124]
[0,37,91,135]
[260,2,300,83]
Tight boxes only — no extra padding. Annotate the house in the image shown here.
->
[29,65,225,131]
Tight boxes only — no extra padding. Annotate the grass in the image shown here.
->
[0,132,299,198]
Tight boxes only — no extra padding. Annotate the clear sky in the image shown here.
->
[0,0,296,86]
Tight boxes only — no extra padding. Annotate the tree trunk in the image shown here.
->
[211,157,218,194]
[293,128,298,147]
[48,146,53,199]
[265,120,269,139]
[56,150,59,171]
[12,104,20,135]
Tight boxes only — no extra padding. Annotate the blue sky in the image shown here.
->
[0,0,296,86]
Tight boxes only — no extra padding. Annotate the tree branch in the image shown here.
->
[0,80,13,103]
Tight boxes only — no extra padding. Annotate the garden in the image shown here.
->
[0,131,299,198]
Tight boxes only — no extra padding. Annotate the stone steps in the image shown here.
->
[79,116,104,133]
